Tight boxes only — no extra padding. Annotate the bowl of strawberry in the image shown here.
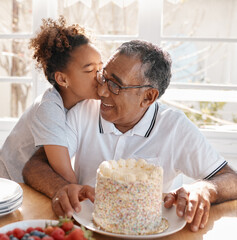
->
[0,217,94,240]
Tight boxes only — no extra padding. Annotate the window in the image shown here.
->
[161,0,237,133]
[0,0,55,145]
[0,0,236,161]
[160,0,237,161]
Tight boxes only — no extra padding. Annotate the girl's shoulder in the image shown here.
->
[34,87,63,106]
[32,87,65,117]
[41,87,62,103]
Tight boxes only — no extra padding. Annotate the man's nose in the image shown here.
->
[97,82,110,98]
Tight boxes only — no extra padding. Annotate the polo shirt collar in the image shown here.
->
[99,101,159,137]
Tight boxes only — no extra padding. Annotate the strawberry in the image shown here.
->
[13,227,25,239]
[35,227,44,232]
[44,226,56,236]
[5,231,13,237]
[61,221,74,232]
[51,227,65,240]
[64,228,85,240]
[26,227,35,233]
[0,234,9,240]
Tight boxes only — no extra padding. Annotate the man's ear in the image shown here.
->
[141,88,159,107]
[55,72,68,88]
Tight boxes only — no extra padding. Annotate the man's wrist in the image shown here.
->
[49,180,70,199]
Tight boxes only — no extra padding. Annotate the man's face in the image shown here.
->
[97,53,149,133]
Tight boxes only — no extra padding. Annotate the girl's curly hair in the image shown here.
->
[29,16,90,89]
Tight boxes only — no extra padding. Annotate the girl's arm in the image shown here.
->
[44,145,77,184]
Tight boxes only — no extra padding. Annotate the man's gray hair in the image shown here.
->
[117,40,172,98]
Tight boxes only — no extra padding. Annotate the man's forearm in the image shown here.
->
[22,147,69,199]
[208,164,237,204]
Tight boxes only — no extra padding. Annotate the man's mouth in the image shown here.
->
[100,102,114,111]
[102,102,113,107]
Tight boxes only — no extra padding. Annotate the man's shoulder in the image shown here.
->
[157,101,186,119]
[156,101,199,133]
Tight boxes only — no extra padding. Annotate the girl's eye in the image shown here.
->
[85,70,94,73]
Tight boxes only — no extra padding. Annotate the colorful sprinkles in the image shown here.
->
[92,159,168,235]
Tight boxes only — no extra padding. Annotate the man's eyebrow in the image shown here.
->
[111,73,123,85]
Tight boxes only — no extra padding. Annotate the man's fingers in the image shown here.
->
[85,186,95,203]
[176,189,189,217]
[199,204,209,229]
[67,185,82,213]
[190,201,210,231]
[185,192,199,223]
[185,190,210,232]
[189,202,205,232]
[56,190,74,217]
[52,197,65,217]
[51,184,95,218]
[164,193,176,208]
[78,185,95,202]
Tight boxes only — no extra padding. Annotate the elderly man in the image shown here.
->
[23,40,237,232]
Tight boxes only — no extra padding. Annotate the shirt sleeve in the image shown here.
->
[173,113,227,180]
[31,101,68,147]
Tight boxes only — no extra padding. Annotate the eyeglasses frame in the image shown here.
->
[96,70,153,95]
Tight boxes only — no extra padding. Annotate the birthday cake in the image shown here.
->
[92,158,168,235]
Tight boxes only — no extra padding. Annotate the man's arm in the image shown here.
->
[22,147,94,217]
[207,164,237,203]
[164,164,237,232]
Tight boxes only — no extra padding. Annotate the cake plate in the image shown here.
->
[73,199,186,239]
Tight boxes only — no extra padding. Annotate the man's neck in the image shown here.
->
[114,107,150,133]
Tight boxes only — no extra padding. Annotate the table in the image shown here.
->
[0,183,236,239]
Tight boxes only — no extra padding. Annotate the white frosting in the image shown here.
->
[136,158,147,168]
[109,160,118,169]
[126,158,136,168]
[118,158,126,167]
[97,158,163,183]
[99,161,112,177]
[111,170,123,181]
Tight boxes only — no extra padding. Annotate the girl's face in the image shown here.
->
[63,43,103,102]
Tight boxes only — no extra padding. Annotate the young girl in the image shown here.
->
[0,16,103,183]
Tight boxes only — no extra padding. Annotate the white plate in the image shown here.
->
[0,220,60,233]
[73,200,186,239]
[0,178,23,203]
[0,203,22,217]
[0,199,23,217]
[0,195,23,209]
[0,196,23,214]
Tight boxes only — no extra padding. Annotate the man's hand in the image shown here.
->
[164,165,237,232]
[52,184,95,217]
[164,181,214,232]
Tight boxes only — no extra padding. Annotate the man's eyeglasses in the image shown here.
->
[96,70,153,95]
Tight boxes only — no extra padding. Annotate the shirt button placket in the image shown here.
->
[114,135,126,160]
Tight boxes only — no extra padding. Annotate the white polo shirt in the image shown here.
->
[66,99,227,192]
